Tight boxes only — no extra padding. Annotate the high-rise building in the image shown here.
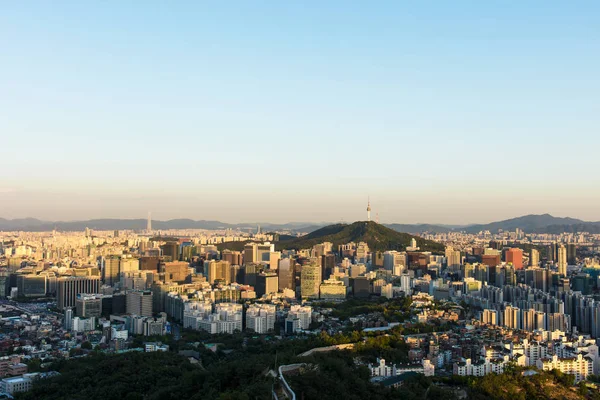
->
[140,256,161,272]
[103,256,121,286]
[75,294,102,318]
[221,250,242,266]
[64,308,74,330]
[57,276,101,310]
[319,279,346,300]
[161,242,180,262]
[505,248,524,270]
[269,252,281,271]
[243,243,258,264]
[256,243,274,262]
[278,258,295,292]
[503,306,521,330]
[16,274,47,298]
[530,249,540,267]
[300,259,321,299]
[255,272,278,297]
[147,212,152,232]
[162,261,190,283]
[120,257,140,274]
[557,244,567,276]
[246,304,276,334]
[481,309,498,325]
[445,247,461,270]
[567,243,577,265]
[126,290,153,317]
[204,260,231,284]
[321,253,335,280]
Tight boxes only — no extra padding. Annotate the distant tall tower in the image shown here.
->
[147,212,152,233]
[557,244,567,276]
[366,198,371,222]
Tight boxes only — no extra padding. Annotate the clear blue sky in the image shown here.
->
[1,1,599,224]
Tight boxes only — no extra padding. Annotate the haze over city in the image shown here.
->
[2,1,600,224]
[3,2,600,400]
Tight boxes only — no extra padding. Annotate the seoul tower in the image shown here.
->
[367,197,371,222]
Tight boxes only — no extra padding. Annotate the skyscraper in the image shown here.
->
[567,243,577,265]
[278,258,295,292]
[530,249,540,267]
[126,290,153,317]
[204,260,231,284]
[255,272,278,297]
[161,242,180,262]
[57,276,100,310]
[505,248,524,270]
[300,258,322,299]
[557,244,567,276]
[147,212,152,232]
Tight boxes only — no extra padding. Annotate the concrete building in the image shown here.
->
[300,259,321,299]
[319,279,346,300]
[537,354,593,382]
[505,248,524,270]
[558,244,567,276]
[57,276,101,310]
[246,304,276,334]
[75,294,102,318]
[255,272,278,297]
[126,290,153,317]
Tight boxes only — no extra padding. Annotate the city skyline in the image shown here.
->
[3,2,599,223]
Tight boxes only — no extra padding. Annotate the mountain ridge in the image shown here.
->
[1,214,600,234]
[276,221,445,253]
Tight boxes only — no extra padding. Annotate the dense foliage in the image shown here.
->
[277,221,445,253]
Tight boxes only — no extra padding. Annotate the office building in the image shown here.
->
[16,275,46,298]
[103,256,120,286]
[567,244,577,265]
[57,276,100,310]
[319,279,346,300]
[505,248,523,270]
[160,242,180,262]
[75,294,102,318]
[255,272,278,297]
[161,261,190,283]
[300,259,321,299]
[221,250,242,266]
[278,258,295,292]
[204,260,231,284]
[126,290,153,317]
[140,256,161,272]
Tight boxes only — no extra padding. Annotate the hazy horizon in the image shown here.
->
[3,2,599,224]
[0,209,597,227]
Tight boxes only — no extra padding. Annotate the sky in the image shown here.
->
[1,1,599,224]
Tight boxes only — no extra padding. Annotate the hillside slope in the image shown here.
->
[277,221,444,253]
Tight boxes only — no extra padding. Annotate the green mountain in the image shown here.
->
[276,221,445,253]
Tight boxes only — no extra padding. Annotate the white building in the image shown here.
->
[184,302,243,334]
[246,304,276,334]
[453,356,511,377]
[285,305,312,334]
[537,354,593,382]
[369,358,434,378]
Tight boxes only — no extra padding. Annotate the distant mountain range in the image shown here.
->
[1,214,599,234]
[0,218,321,233]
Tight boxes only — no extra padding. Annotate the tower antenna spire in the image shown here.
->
[366,197,372,222]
